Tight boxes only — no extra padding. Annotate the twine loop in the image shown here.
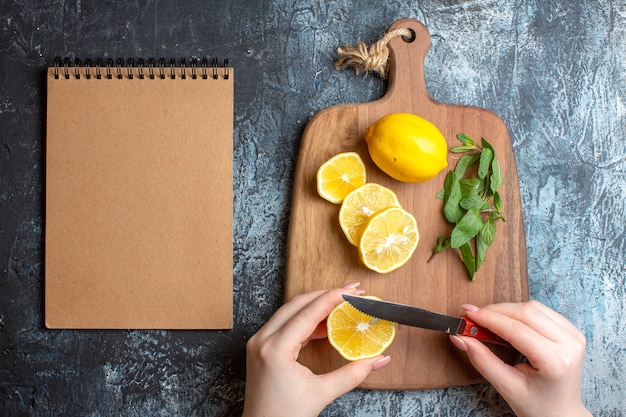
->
[335,27,414,79]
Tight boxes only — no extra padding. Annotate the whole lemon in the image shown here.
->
[364,113,448,183]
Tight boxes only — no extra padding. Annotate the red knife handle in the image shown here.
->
[459,317,512,347]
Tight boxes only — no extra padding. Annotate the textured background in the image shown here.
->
[1,1,624,416]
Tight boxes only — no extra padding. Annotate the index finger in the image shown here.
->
[258,282,362,339]
[255,289,329,339]
[276,287,351,346]
[478,301,583,345]
[463,304,555,359]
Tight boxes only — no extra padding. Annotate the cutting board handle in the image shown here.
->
[383,18,435,110]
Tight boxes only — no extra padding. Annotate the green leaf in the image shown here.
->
[451,145,477,153]
[479,216,496,247]
[490,157,503,193]
[476,217,496,270]
[436,188,445,200]
[457,133,476,147]
[429,236,450,263]
[455,154,480,178]
[443,171,463,223]
[460,177,485,197]
[443,171,458,200]
[459,242,476,280]
[481,137,495,152]
[493,191,503,213]
[478,146,493,179]
[460,195,490,211]
[433,236,450,254]
[450,209,483,248]
[476,231,487,271]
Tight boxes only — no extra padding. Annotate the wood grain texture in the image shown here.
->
[285,19,528,390]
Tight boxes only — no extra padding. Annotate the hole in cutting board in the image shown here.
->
[401,28,416,43]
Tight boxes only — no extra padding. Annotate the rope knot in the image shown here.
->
[335,27,413,79]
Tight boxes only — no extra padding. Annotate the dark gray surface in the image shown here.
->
[1,1,624,416]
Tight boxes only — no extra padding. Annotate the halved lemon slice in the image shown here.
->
[358,207,419,273]
[317,152,367,204]
[327,296,396,361]
[339,183,401,245]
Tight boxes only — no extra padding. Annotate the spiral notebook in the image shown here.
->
[45,58,233,329]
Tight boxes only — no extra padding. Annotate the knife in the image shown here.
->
[342,294,512,347]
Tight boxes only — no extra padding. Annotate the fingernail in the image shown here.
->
[371,355,391,371]
[355,289,366,295]
[450,335,468,352]
[342,281,361,289]
[461,304,479,313]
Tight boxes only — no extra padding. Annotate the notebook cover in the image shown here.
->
[44,65,233,329]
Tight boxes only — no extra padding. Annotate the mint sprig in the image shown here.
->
[430,133,505,281]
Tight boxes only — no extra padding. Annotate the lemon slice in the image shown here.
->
[358,206,419,273]
[339,183,401,246]
[327,296,396,361]
[317,152,367,204]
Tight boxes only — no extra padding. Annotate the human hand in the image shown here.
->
[450,301,592,417]
[242,283,391,417]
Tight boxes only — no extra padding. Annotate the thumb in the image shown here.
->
[318,356,391,403]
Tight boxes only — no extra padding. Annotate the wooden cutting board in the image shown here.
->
[285,18,528,390]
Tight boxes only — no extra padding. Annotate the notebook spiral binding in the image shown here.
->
[53,57,230,80]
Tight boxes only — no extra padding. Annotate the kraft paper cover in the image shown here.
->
[45,65,233,329]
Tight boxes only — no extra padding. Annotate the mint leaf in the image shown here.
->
[493,191,503,212]
[455,153,480,178]
[443,171,463,223]
[451,145,477,153]
[460,195,491,211]
[478,146,493,179]
[450,209,483,248]
[479,215,496,246]
[433,236,450,254]
[476,216,496,270]
[459,242,476,280]
[481,137,495,152]
[476,230,487,271]
[490,157,503,193]
[457,133,475,147]
[460,177,485,197]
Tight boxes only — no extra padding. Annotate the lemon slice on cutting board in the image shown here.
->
[339,183,401,246]
[316,152,367,204]
[358,206,419,273]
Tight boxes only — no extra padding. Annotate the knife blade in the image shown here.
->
[342,294,511,347]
